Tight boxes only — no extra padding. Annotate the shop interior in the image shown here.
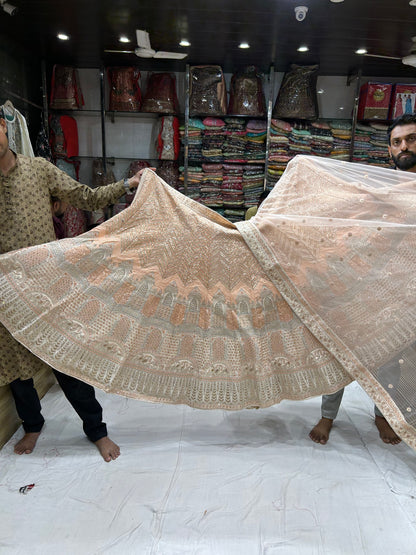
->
[1,1,416,553]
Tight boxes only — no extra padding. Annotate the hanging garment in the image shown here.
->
[49,65,84,110]
[49,115,79,160]
[108,67,141,112]
[0,156,415,447]
[155,116,180,160]
[35,121,53,162]
[1,100,34,157]
[55,159,87,238]
[88,159,117,227]
[141,73,179,114]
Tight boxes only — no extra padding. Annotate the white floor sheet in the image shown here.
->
[1,382,416,555]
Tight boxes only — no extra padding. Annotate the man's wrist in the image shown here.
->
[123,177,130,192]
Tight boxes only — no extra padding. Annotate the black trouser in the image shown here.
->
[9,370,107,442]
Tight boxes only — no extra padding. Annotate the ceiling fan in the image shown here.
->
[104,29,188,60]
[362,36,416,68]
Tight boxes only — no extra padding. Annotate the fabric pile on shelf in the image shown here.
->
[184,118,204,163]
[179,117,267,221]
[310,121,334,157]
[201,117,225,163]
[267,119,293,190]
[245,119,267,161]
[179,166,203,200]
[288,126,312,157]
[267,119,354,189]
[328,120,352,160]
[243,164,266,210]
[222,118,247,162]
[222,163,245,222]
[198,163,223,208]
[352,122,373,164]
[353,122,392,168]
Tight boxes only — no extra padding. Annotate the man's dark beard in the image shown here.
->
[391,151,416,171]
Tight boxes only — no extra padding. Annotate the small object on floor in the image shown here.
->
[19,483,35,495]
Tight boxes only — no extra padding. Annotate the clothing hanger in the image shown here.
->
[3,99,15,112]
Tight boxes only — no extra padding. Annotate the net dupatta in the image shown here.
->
[239,155,416,447]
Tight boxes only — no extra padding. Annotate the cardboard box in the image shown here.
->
[389,83,416,119]
[358,82,392,120]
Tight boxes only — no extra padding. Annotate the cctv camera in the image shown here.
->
[2,2,18,15]
[294,6,308,22]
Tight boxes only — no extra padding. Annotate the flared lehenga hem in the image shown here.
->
[0,156,416,448]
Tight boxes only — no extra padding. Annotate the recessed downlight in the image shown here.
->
[297,45,309,52]
[57,33,69,41]
[239,42,250,49]
[180,39,191,47]
[356,48,367,55]
[119,36,130,43]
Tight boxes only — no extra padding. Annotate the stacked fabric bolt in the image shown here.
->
[288,125,312,157]
[245,119,267,161]
[243,164,266,209]
[267,119,293,190]
[221,163,245,221]
[309,121,334,157]
[366,122,392,167]
[222,118,247,162]
[178,165,203,200]
[201,117,225,163]
[328,120,352,160]
[352,122,373,164]
[184,118,205,163]
[199,163,224,208]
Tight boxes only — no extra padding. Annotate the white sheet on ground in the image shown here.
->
[1,382,416,555]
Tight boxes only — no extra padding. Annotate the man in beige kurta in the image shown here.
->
[0,115,145,460]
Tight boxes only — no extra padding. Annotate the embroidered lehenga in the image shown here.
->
[0,156,415,447]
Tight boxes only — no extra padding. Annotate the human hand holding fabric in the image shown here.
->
[125,167,156,190]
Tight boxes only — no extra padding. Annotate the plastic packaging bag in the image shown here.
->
[228,66,266,116]
[108,67,141,112]
[50,65,84,110]
[141,73,179,114]
[189,65,227,116]
[273,64,319,120]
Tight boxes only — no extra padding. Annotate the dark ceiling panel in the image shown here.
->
[0,0,415,77]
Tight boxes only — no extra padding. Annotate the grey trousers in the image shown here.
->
[321,355,402,420]
[321,389,383,420]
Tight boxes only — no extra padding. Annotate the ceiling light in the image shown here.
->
[57,33,70,41]
[297,45,309,52]
[180,39,191,47]
[355,48,367,55]
[119,36,130,43]
[409,0,416,5]
[330,0,345,3]
[317,89,325,94]
[239,42,250,49]
[0,1,17,15]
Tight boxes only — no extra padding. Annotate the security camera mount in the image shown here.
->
[294,6,308,22]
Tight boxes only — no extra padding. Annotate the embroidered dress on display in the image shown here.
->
[0,156,415,447]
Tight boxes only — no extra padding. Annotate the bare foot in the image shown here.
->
[309,417,333,444]
[375,415,402,445]
[94,436,120,462]
[14,432,41,455]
